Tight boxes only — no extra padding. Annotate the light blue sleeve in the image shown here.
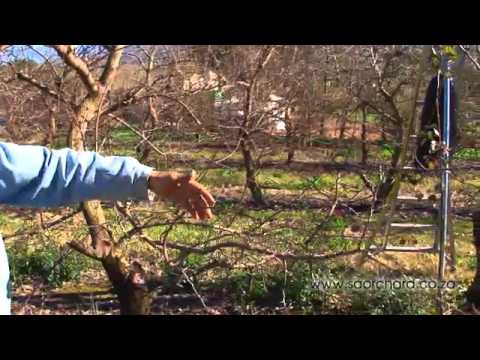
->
[0,142,153,208]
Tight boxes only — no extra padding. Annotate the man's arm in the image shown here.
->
[0,142,153,208]
[0,142,215,219]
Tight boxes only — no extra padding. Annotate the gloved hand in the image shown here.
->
[148,170,215,220]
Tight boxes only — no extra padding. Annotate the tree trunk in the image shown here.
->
[287,148,295,165]
[466,211,480,306]
[376,144,400,205]
[139,97,159,162]
[381,118,387,142]
[102,257,153,315]
[285,107,295,165]
[240,135,266,206]
[319,114,325,137]
[69,96,98,151]
[44,107,57,146]
[139,50,159,162]
[338,116,347,140]
[71,94,153,315]
[117,284,152,315]
[361,106,368,165]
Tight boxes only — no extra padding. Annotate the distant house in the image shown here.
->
[213,91,288,135]
[263,94,287,135]
[181,67,288,135]
[183,70,225,92]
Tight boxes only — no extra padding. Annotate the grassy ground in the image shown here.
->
[3,127,480,315]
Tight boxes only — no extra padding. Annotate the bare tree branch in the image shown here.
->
[155,93,202,125]
[99,45,125,87]
[107,113,167,157]
[155,239,363,262]
[68,240,101,261]
[459,45,480,71]
[13,70,73,106]
[51,45,100,94]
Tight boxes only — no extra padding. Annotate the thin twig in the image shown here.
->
[459,45,480,72]
[107,113,167,159]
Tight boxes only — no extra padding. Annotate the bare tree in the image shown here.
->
[2,45,165,313]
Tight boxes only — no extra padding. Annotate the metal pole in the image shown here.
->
[438,57,452,281]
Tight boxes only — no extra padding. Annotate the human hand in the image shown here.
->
[148,170,215,220]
